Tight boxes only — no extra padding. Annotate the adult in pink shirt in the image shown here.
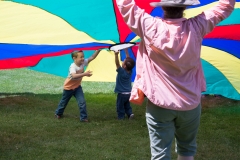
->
[116,0,235,159]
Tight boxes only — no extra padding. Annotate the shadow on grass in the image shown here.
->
[201,95,240,109]
[0,92,35,98]
[0,93,239,160]
[0,93,151,160]
[0,92,145,122]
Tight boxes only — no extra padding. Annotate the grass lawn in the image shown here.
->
[0,69,240,160]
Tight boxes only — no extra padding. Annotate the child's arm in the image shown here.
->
[124,48,130,58]
[71,70,92,79]
[114,51,120,69]
[88,49,101,63]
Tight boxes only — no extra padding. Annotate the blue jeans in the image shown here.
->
[146,100,201,160]
[116,93,133,119]
[55,86,87,121]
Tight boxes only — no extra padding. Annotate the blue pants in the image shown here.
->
[116,93,133,119]
[55,86,87,121]
[146,100,201,160]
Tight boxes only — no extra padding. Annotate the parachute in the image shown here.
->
[0,0,240,100]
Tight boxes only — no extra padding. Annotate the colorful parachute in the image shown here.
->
[0,0,240,100]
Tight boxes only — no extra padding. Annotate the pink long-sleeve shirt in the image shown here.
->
[116,0,235,110]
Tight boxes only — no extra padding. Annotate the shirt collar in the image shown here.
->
[162,18,187,24]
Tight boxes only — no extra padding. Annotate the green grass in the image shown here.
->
[0,68,115,95]
[0,69,240,160]
[0,93,150,160]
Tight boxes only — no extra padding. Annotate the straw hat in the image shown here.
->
[150,0,200,7]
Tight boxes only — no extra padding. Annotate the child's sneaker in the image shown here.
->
[129,114,134,120]
[81,119,89,122]
[55,114,61,119]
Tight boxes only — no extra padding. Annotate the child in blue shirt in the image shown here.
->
[114,49,135,120]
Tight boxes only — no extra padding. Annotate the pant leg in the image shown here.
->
[146,100,176,160]
[55,89,74,116]
[123,94,133,117]
[116,93,125,119]
[175,104,201,157]
[74,86,87,121]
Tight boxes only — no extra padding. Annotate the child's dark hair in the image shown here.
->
[71,50,83,59]
[125,57,135,71]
